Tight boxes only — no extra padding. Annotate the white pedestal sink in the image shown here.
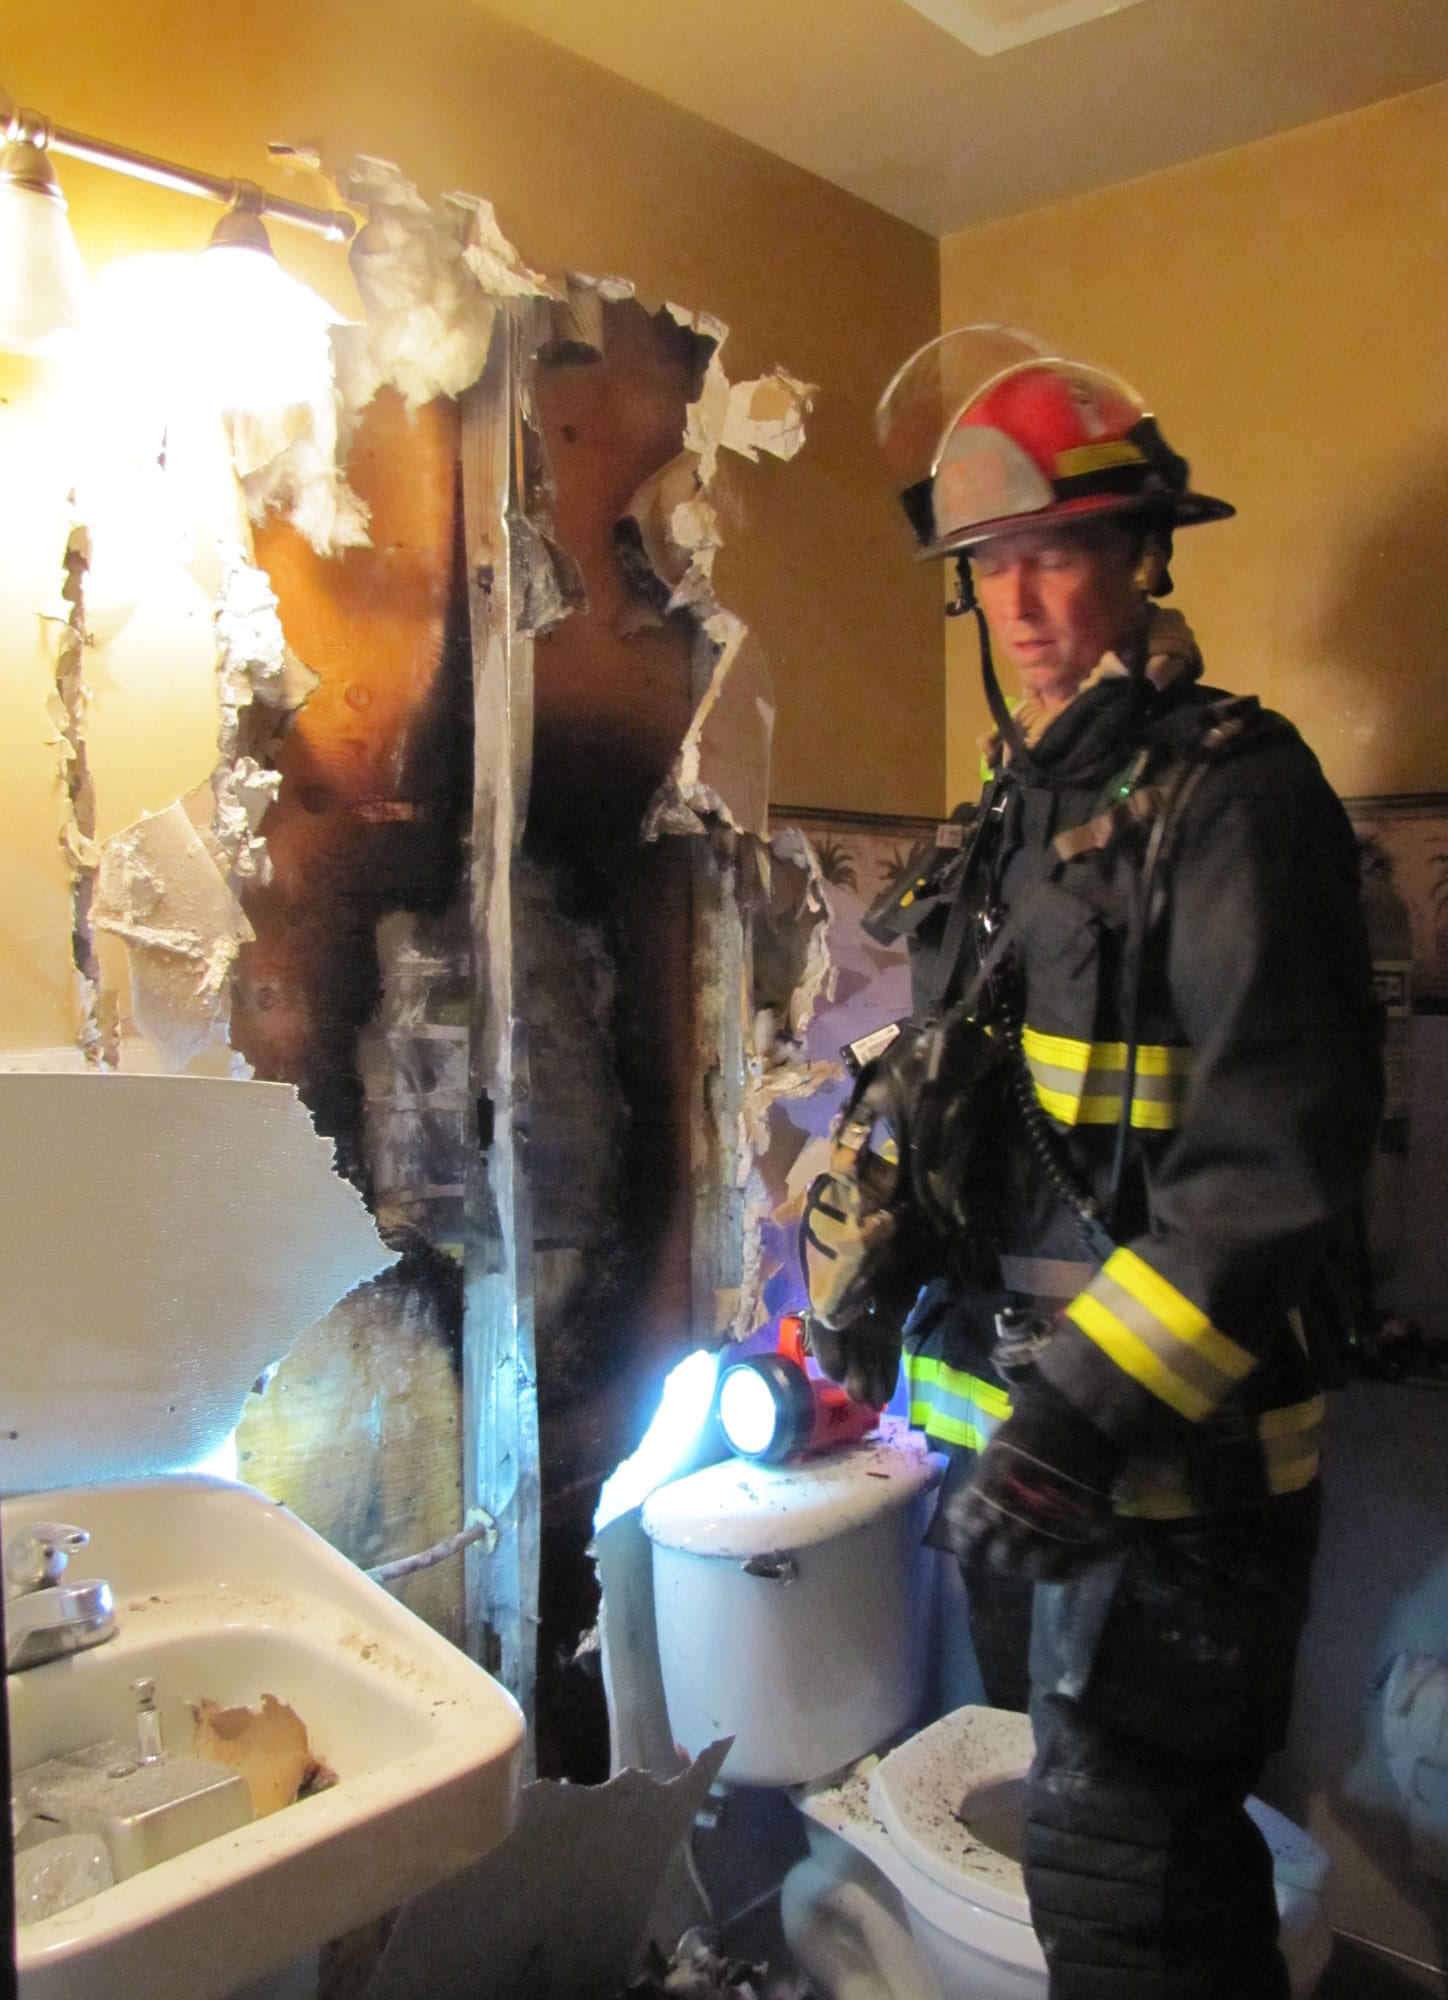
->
[8,1475,525,2000]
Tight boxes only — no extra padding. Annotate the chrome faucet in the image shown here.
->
[5,1522,117,1673]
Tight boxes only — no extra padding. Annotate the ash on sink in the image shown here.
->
[617,1927,817,2000]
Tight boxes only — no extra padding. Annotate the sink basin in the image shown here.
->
[6,1475,524,2000]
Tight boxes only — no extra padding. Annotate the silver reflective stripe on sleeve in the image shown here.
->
[1021,1026,1192,1130]
[902,1352,1011,1453]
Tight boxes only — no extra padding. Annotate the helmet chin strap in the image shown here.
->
[948,553,1153,784]
[947,555,1041,779]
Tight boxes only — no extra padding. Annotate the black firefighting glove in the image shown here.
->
[803,1305,903,1411]
[952,1382,1121,1583]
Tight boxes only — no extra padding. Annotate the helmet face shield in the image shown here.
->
[875,324,1053,544]
[877,324,1234,561]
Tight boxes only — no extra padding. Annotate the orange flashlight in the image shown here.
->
[716,1314,883,1462]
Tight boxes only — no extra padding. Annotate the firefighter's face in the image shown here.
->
[970,519,1142,709]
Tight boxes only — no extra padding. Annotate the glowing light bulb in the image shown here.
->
[0,140,88,355]
[192,238,339,415]
[717,1365,783,1459]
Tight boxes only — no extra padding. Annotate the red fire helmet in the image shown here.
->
[876,324,1234,562]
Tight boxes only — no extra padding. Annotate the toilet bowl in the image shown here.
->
[794,1705,1333,2000]
[640,1426,1333,2000]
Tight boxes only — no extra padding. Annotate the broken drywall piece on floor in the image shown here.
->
[0,1072,397,1494]
[642,613,775,842]
[336,158,554,421]
[362,1740,730,2000]
[95,798,255,1071]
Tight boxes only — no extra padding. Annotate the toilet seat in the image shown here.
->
[870,1705,1332,1925]
[869,1705,1034,1924]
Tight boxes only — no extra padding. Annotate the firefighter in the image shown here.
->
[802,328,1383,1998]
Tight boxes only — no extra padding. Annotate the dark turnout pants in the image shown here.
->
[1025,1694,1287,2000]
[962,1491,1319,2000]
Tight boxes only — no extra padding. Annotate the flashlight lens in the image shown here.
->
[718,1364,782,1459]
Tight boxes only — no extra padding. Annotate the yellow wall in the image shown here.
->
[940,82,1448,809]
[2,0,941,1053]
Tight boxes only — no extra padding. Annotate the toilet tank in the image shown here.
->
[641,1419,942,1787]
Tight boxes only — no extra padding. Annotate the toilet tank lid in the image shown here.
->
[640,1418,941,1557]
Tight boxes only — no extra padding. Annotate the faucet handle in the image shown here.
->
[5,1522,90,1591]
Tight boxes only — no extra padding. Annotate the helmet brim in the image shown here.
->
[917,487,1235,562]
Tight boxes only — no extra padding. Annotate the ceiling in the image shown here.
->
[479,0,1448,237]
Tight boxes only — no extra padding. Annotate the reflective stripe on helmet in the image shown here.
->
[1065,1246,1256,1423]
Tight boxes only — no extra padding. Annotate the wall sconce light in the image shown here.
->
[0,100,356,357]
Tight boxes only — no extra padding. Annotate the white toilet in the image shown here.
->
[640,1419,1333,2000]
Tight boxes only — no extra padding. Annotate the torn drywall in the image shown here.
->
[211,545,304,890]
[618,309,824,1345]
[642,612,774,843]
[614,313,813,629]
[42,518,118,1068]
[363,1740,730,2000]
[0,1071,397,1493]
[94,791,254,1071]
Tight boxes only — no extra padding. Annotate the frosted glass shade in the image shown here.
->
[0,141,89,354]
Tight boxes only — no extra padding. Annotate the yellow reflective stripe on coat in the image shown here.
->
[1113,1394,1325,1518]
[1065,1246,1256,1422]
[902,1352,1011,1453]
[1021,1025,1191,1130]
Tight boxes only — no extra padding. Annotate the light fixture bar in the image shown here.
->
[4,106,356,242]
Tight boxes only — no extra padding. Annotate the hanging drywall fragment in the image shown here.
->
[0,1072,398,1494]
[642,611,775,842]
[40,517,118,1067]
[362,1739,731,2000]
[453,191,556,304]
[684,351,816,484]
[719,367,816,465]
[732,833,838,1343]
[614,451,707,623]
[762,825,838,1043]
[614,315,813,626]
[513,507,586,638]
[211,545,305,886]
[94,797,255,1070]
[336,158,554,421]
